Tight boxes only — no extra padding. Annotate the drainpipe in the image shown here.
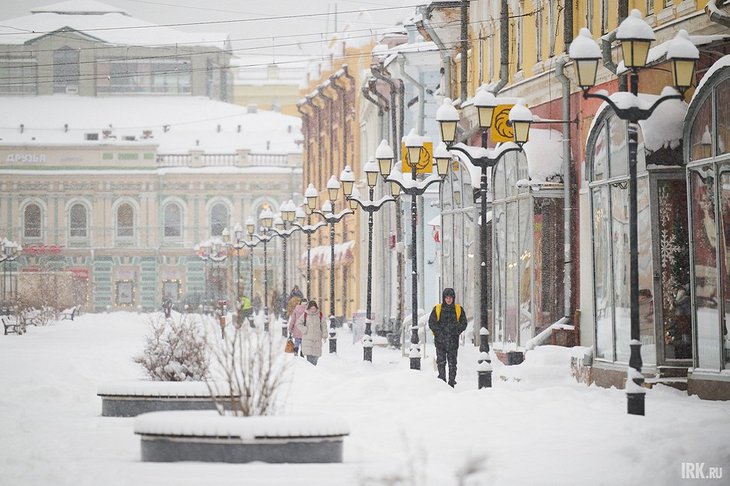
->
[706,0,730,28]
[363,79,389,141]
[492,0,510,94]
[418,5,452,98]
[296,102,311,186]
[555,57,573,323]
[460,0,469,102]
[397,55,425,135]
[371,63,406,341]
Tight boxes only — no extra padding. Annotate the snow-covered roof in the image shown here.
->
[0,0,229,47]
[0,96,302,154]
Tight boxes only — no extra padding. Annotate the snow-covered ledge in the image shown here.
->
[134,411,350,463]
[97,381,239,417]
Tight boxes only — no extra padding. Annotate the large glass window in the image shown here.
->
[69,203,88,238]
[24,203,41,239]
[690,97,712,161]
[691,167,720,369]
[116,203,134,238]
[163,203,182,238]
[0,58,37,95]
[588,111,657,365]
[53,47,79,94]
[96,58,192,95]
[718,79,730,157]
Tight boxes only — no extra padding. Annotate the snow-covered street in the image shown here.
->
[1,312,728,486]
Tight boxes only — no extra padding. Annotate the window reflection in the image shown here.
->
[593,186,614,360]
[690,98,712,161]
[691,167,721,369]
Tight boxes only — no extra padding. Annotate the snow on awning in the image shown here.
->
[299,240,355,269]
[522,128,564,182]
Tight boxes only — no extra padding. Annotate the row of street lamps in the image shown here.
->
[1,238,22,303]
[188,11,696,418]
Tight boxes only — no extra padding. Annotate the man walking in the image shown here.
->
[428,288,467,387]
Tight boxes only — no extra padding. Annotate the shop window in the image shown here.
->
[720,168,730,366]
[115,281,135,307]
[69,203,88,239]
[609,118,628,178]
[717,78,730,156]
[658,180,691,360]
[163,203,182,238]
[690,97,712,161]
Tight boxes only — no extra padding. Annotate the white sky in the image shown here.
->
[0,0,416,65]
[1,310,729,485]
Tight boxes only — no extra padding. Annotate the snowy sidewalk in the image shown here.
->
[0,312,728,486]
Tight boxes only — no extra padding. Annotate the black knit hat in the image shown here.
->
[442,288,455,300]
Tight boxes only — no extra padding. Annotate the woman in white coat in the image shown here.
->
[295,300,328,365]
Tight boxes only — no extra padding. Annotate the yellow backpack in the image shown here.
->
[434,303,462,322]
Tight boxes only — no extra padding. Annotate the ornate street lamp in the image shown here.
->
[309,181,353,354]
[568,11,698,416]
[345,159,398,361]
[269,200,302,336]
[292,203,326,300]
[382,131,447,370]
[435,94,533,389]
[1,239,21,303]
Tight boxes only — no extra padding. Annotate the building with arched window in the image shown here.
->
[0,1,303,311]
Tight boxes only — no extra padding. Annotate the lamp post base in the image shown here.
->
[478,370,492,389]
[329,337,337,354]
[363,346,372,362]
[409,357,420,370]
[627,393,645,416]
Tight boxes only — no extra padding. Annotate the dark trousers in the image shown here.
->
[435,344,458,385]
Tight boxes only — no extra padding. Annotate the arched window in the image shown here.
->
[116,203,134,238]
[69,203,88,238]
[210,203,228,236]
[163,203,182,238]
[24,203,41,238]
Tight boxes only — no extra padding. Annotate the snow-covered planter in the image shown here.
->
[97,381,238,417]
[134,411,349,463]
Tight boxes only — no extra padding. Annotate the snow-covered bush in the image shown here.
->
[134,314,208,381]
[207,324,289,417]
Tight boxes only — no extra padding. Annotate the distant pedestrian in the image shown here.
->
[295,300,327,365]
[162,298,173,318]
[239,295,253,325]
[288,297,308,356]
[428,288,468,387]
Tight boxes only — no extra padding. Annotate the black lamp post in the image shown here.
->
[344,160,397,361]
[250,207,274,332]
[270,200,302,336]
[568,12,698,416]
[231,222,258,324]
[292,199,327,300]
[194,241,211,313]
[379,131,448,370]
[308,176,353,354]
[436,95,533,388]
[1,239,21,303]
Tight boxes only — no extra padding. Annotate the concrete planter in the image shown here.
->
[98,381,237,417]
[134,411,349,463]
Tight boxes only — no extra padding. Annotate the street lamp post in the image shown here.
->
[308,176,353,354]
[436,95,533,388]
[251,207,274,332]
[194,241,211,313]
[292,203,327,300]
[568,12,698,416]
[1,239,21,303]
[379,131,448,370]
[344,161,397,361]
[270,200,302,336]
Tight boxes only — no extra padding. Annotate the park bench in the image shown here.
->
[1,307,25,335]
[60,305,80,321]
